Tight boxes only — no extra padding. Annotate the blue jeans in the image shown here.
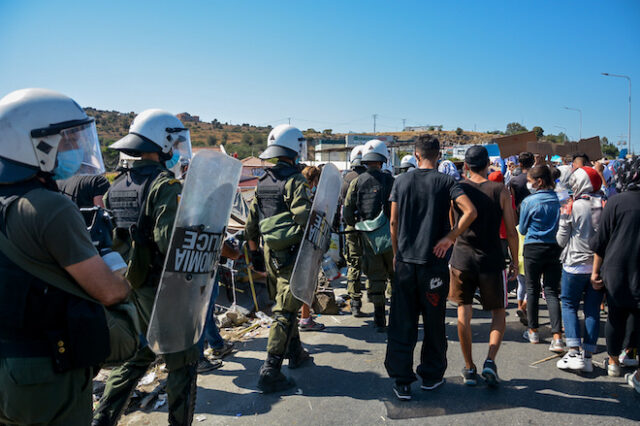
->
[561,270,604,353]
[198,279,224,358]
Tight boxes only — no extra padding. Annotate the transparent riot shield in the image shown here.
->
[289,163,342,305]
[147,151,242,354]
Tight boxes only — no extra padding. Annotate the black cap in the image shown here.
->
[465,145,489,168]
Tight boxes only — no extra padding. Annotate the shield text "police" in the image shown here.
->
[166,227,222,274]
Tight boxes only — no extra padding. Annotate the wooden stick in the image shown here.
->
[530,353,562,366]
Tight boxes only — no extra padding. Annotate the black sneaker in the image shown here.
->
[482,359,500,387]
[420,378,445,391]
[461,366,478,386]
[196,358,223,373]
[392,383,412,401]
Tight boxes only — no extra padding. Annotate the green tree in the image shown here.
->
[221,132,228,144]
[532,126,544,139]
[206,135,218,146]
[602,136,609,145]
[602,143,619,158]
[506,122,528,135]
[322,129,333,136]
[455,127,463,136]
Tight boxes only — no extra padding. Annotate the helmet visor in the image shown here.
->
[168,130,192,179]
[56,121,105,176]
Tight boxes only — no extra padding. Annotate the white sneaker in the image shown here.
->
[523,330,539,344]
[582,356,593,373]
[557,351,585,371]
[620,350,639,367]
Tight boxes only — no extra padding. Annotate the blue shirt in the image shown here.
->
[519,190,560,245]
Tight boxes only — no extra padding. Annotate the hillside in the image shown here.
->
[84,107,495,170]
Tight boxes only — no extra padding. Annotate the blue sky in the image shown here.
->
[1,0,638,150]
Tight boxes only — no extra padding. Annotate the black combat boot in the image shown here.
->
[374,305,387,333]
[257,353,296,393]
[286,336,313,369]
[351,298,366,317]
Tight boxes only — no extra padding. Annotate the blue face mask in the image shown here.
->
[165,152,180,170]
[53,149,83,180]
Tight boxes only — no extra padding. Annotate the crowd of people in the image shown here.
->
[0,87,638,425]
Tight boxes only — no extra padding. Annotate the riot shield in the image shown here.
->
[147,151,242,354]
[289,163,342,305]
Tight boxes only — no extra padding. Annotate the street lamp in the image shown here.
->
[602,72,632,154]
[554,125,568,142]
[563,107,582,140]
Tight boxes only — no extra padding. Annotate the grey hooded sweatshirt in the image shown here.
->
[556,168,603,269]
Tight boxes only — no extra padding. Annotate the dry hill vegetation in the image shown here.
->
[86,107,499,171]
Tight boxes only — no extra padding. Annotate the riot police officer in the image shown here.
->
[341,145,367,317]
[0,88,130,425]
[343,139,395,332]
[93,109,199,426]
[245,124,313,393]
[398,155,417,174]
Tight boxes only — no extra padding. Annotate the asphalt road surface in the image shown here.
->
[121,277,640,425]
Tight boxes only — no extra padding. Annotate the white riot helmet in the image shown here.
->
[0,88,105,183]
[350,145,364,168]
[110,109,192,178]
[400,155,417,170]
[260,124,305,160]
[361,139,389,163]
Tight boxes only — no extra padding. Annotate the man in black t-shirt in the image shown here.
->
[384,135,476,401]
[449,145,519,388]
[509,151,534,218]
[58,174,110,209]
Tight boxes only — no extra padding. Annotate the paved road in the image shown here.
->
[121,278,639,425]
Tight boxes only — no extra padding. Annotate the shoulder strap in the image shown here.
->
[0,230,96,303]
[0,188,98,303]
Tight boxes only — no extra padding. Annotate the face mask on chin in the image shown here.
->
[165,152,180,170]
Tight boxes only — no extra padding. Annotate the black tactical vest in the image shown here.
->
[108,164,164,231]
[340,167,365,201]
[0,181,108,367]
[256,165,299,221]
[356,169,394,221]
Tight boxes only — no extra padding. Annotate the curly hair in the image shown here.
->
[615,156,640,192]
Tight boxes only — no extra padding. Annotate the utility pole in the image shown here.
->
[373,114,378,134]
[288,117,291,125]
[563,107,582,140]
[602,73,632,154]
[402,118,406,131]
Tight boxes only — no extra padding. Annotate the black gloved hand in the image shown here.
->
[250,249,266,272]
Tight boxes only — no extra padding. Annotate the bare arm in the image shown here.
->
[390,202,399,265]
[93,195,106,208]
[433,194,477,258]
[65,255,130,306]
[501,188,519,280]
[591,253,604,290]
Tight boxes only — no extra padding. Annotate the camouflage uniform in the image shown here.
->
[93,160,199,426]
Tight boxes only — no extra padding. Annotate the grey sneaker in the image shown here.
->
[299,318,326,332]
[625,372,640,394]
[549,339,566,353]
[605,357,622,377]
[523,330,539,344]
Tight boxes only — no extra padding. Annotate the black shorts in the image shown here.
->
[449,267,508,311]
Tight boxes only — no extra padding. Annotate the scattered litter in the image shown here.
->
[139,371,156,386]
[195,414,207,422]
[295,388,303,395]
[331,316,342,324]
[255,311,273,324]
[335,296,347,307]
[530,353,562,366]
[153,394,167,409]
[308,400,313,411]
[236,413,242,417]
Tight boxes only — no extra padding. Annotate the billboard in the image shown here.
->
[345,134,394,147]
